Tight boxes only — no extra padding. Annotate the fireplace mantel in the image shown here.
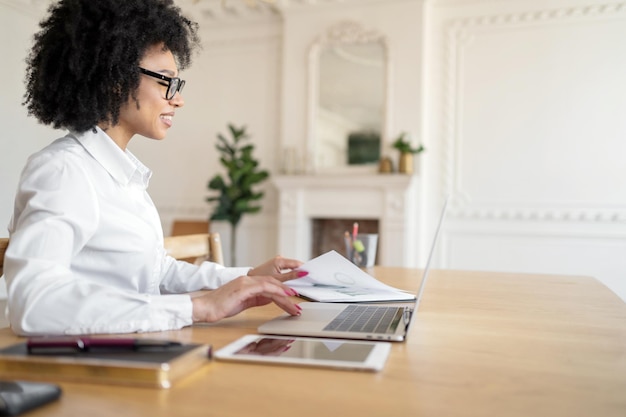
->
[273,174,419,266]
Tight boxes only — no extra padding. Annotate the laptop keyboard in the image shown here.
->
[323,305,402,334]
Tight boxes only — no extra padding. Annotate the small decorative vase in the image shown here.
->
[398,153,413,174]
[378,156,393,173]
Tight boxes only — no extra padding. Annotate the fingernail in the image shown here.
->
[297,270,308,277]
[295,304,302,311]
[284,290,293,296]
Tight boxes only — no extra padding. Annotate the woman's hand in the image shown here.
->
[191,275,301,323]
[247,255,308,282]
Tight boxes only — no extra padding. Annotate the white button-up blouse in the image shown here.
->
[4,127,249,335]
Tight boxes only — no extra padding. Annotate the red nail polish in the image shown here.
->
[295,304,302,311]
[297,270,308,277]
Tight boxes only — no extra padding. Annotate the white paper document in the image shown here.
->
[285,250,415,302]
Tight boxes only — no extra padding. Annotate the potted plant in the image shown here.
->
[206,124,269,266]
[392,132,425,174]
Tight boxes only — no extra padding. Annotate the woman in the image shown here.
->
[5,0,305,335]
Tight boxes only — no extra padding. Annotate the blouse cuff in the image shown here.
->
[146,294,194,331]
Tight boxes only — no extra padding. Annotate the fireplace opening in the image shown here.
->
[311,218,379,262]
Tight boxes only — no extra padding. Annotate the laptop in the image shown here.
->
[259,197,449,342]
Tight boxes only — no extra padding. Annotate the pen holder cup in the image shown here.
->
[345,233,378,268]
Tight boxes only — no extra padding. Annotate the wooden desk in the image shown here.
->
[1,268,625,417]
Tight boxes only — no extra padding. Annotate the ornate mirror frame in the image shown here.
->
[307,20,392,174]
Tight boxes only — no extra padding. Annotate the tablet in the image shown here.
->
[214,335,391,372]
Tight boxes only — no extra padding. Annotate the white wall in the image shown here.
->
[1,0,625,301]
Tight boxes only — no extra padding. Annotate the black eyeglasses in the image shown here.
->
[138,67,185,100]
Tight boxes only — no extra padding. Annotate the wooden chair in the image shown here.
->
[163,233,224,265]
[0,238,8,277]
[170,220,210,237]
[0,232,224,277]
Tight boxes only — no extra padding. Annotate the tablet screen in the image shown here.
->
[234,337,374,362]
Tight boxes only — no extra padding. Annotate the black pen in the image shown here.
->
[26,337,183,354]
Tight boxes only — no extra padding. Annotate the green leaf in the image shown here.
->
[392,132,426,154]
[208,175,226,190]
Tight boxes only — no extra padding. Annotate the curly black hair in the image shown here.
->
[23,0,200,133]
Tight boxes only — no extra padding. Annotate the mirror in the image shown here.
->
[308,21,389,173]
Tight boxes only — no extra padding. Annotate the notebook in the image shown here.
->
[259,197,449,342]
[0,339,211,389]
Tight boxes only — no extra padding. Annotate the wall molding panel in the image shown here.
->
[439,2,626,222]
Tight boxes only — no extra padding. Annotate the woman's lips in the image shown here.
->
[160,114,173,127]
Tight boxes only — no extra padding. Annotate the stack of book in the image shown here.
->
[0,337,211,389]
